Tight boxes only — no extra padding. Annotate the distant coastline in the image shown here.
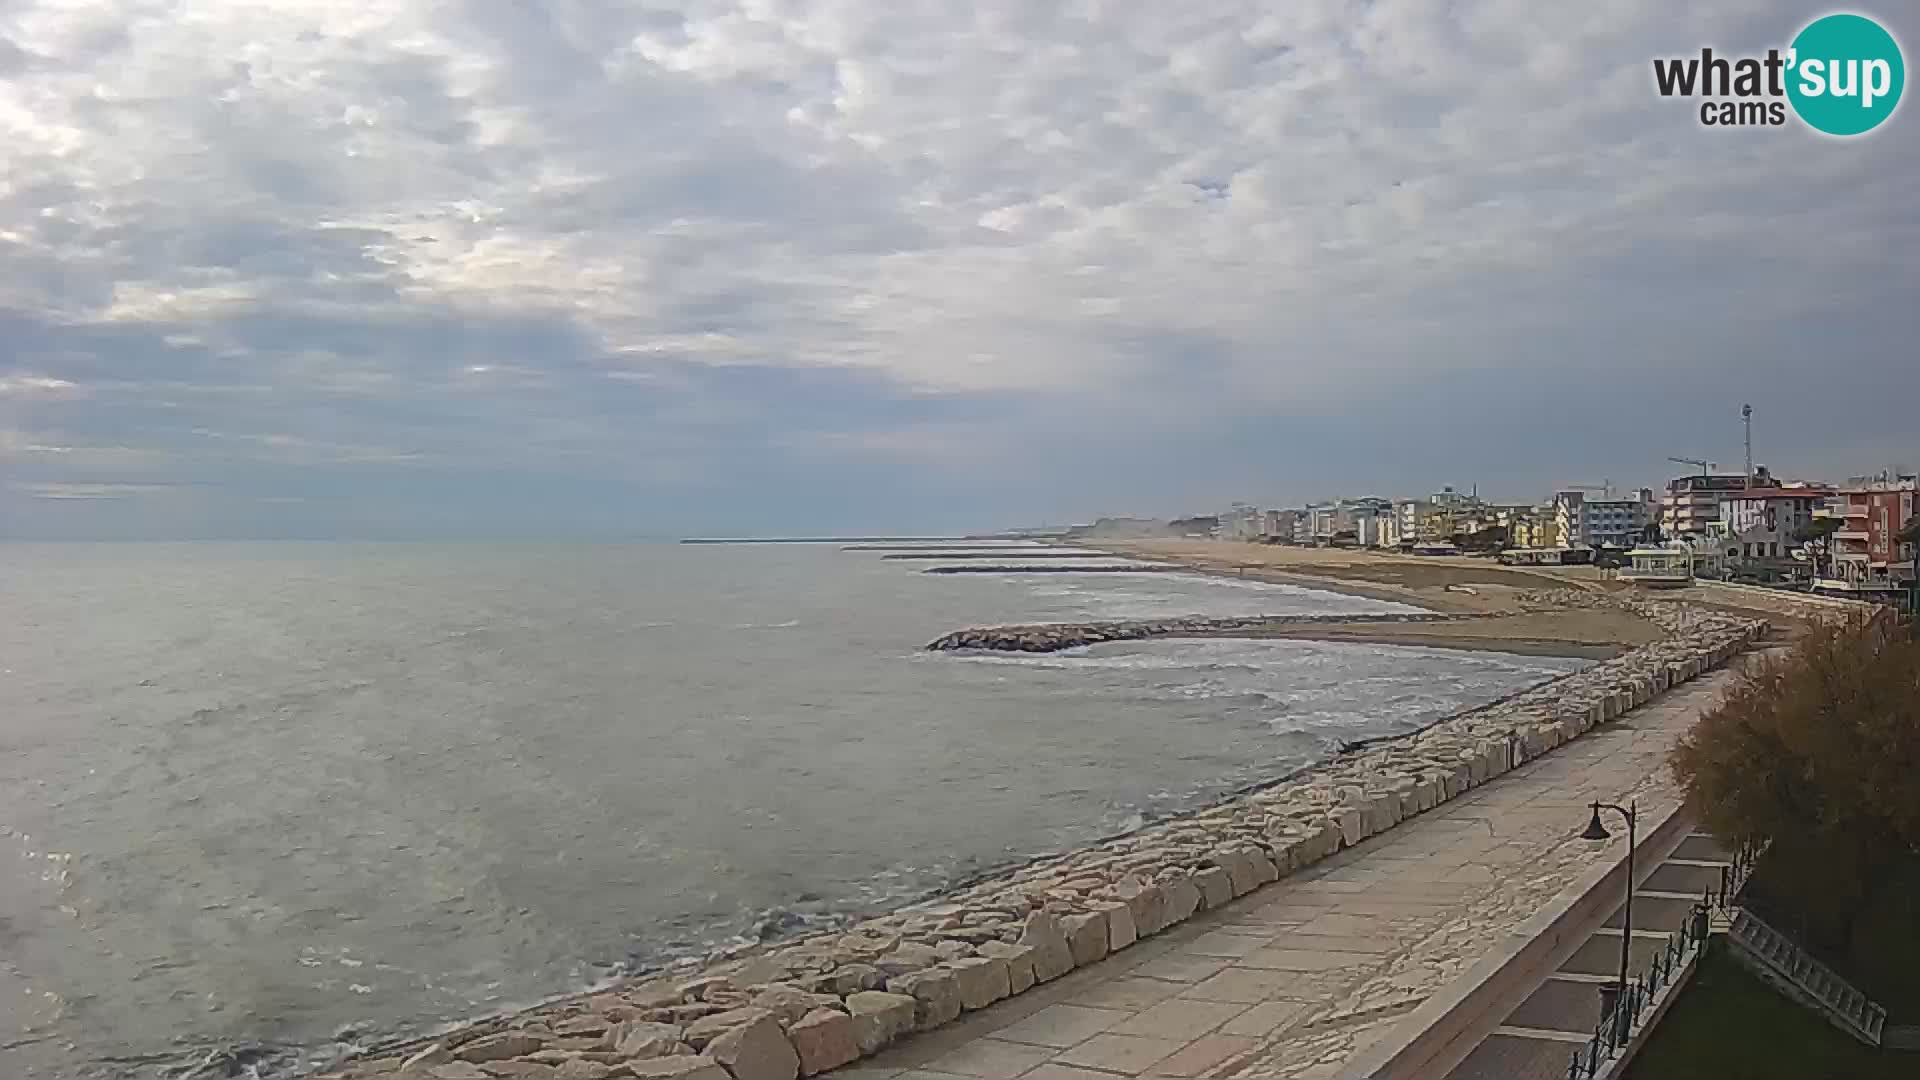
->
[680,535,981,544]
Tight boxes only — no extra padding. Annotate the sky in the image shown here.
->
[2,1,1916,539]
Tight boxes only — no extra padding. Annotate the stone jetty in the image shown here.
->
[320,591,1766,1080]
[926,612,1460,653]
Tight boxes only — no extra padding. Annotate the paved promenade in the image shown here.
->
[825,664,1740,1080]
[1440,831,1735,1080]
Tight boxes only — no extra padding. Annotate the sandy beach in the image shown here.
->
[1081,539,1661,656]
[1087,540,1601,605]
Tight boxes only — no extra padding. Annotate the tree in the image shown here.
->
[1671,613,1920,945]
[1794,517,1843,577]
[1897,514,1920,548]
[1458,524,1508,553]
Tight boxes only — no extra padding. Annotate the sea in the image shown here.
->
[0,542,1588,1078]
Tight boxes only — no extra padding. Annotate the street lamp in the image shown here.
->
[1583,800,1638,1039]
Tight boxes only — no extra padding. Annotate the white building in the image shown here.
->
[1261,508,1303,541]
[1305,503,1339,544]
[1378,513,1404,549]
[1394,499,1433,544]
[1709,485,1831,572]
[1352,512,1383,547]
[1219,503,1262,540]
[1663,469,1771,538]
[1553,488,1655,549]
[1624,541,1721,589]
[1339,498,1391,547]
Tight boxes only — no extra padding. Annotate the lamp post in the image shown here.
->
[1583,800,1637,1040]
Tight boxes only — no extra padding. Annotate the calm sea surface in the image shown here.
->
[0,543,1585,1077]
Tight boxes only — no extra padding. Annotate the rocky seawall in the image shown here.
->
[925,613,1463,653]
[321,592,1768,1080]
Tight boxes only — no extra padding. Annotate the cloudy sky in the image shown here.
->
[2,1,1915,539]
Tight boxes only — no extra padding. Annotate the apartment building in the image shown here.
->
[1508,510,1561,549]
[1663,470,1767,538]
[1393,499,1431,545]
[1711,485,1831,570]
[1554,488,1656,549]
[1704,487,1824,582]
[1261,508,1302,541]
[1819,475,1918,595]
[1378,512,1404,549]
[1218,503,1262,540]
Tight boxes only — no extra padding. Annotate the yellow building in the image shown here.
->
[1510,513,1561,549]
[1417,508,1456,541]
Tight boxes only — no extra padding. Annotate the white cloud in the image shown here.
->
[0,1,1915,534]
[14,481,173,499]
[0,374,80,396]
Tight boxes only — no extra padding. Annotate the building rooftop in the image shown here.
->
[1728,486,1834,500]
[1667,474,1752,492]
[1837,476,1919,492]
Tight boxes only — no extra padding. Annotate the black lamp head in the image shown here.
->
[1581,804,1612,842]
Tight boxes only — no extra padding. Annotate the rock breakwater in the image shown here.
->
[925,612,1457,653]
[321,592,1767,1080]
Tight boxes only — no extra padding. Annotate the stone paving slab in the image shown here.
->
[1670,835,1730,862]
[826,665,1742,1080]
[1443,1032,1577,1080]
[1640,863,1725,894]
[1602,896,1698,932]
[1504,977,1610,1033]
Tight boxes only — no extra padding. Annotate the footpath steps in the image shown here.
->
[1439,830,1732,1080]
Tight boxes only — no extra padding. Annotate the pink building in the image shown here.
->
[1819,476,1918,595]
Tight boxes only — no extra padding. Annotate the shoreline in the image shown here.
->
[314,574,1765,1080]
[1228,624,1630,659]
[1059,539,1472,611]
[924,614,1633,661]
[317,593,1768,1080]
[1067,537,1606,609]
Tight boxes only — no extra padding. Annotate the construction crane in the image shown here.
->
[1667,457,1717,477]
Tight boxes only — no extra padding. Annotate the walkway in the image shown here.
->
[1440,831,1735,1080]
[825,662,1744,1080]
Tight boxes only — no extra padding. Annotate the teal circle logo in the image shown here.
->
[1786,13,1905,136]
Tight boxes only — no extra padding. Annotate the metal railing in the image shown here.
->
[1712,839,1764,911]
[1566,905,1712,1080]
[1728,907,1887,1045]
[1564,838,1772,1078]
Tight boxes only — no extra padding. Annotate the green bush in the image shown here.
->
[1671,613,1920,945]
